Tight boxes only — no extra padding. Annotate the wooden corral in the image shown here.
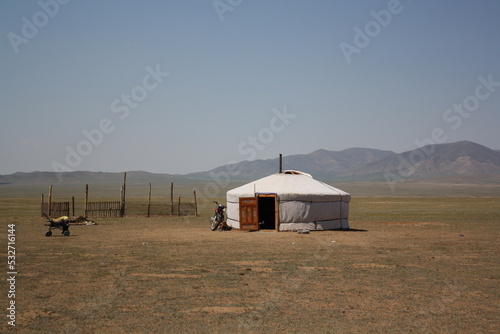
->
[40,173,198,218]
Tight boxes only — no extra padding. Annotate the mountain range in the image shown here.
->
[187,140,500,180]
[345,140,500,179]
[1,141,499,185]
[186,147,396,179]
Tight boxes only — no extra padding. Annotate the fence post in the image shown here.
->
[170,182,174,216]
[85,184,89,217]
[48,185,52,216]
[193,190,198,216]
[72,196,75,217]
[178,196,181,216]
[120,185,123,216]
[120,172,127,217]
[148,182,152,217]
[41,194,44,217]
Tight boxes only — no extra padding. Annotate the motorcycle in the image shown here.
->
[210,201,227,231]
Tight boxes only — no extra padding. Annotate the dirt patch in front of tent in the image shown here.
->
[2,197,499,333]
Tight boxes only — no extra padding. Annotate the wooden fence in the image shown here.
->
[41,201,70,217]
[41,192,72,217]
[126,202,197,216]
[41,178,198,218]
[85,201,123,218]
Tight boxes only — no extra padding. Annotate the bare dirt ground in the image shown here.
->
[1,197,499,333]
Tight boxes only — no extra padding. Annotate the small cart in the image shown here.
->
[42,212,71,237]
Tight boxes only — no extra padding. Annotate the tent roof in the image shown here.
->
[226,172,351,202]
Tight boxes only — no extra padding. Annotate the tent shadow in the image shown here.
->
[336,228,367,232]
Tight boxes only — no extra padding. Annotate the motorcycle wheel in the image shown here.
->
[210,216,221,231]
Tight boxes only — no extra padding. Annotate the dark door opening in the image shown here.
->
[258,195,276,230]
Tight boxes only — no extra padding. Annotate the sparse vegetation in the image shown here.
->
[0,186,498,333]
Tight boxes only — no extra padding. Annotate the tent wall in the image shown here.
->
[225,173,351,231]
[226,201,243,228]
[226,198,350,231]
[279,200,349,224]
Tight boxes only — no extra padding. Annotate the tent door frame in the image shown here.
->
[257,193,278,231]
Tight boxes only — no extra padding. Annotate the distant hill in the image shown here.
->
[189,141,500,180]
[345,141,500,179]
[1,141,499,185]
[187,141,500,180]
[187,147,395,179]
[0,171,186,186]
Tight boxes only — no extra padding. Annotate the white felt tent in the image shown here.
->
[226,171,350,231]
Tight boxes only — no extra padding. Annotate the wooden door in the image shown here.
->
[239,197,259,231]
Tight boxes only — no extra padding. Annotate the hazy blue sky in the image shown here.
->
[1,0,499,174]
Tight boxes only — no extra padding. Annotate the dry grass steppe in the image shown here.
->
[0,180,499,333]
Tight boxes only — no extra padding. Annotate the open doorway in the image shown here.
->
[258,194,277,230]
